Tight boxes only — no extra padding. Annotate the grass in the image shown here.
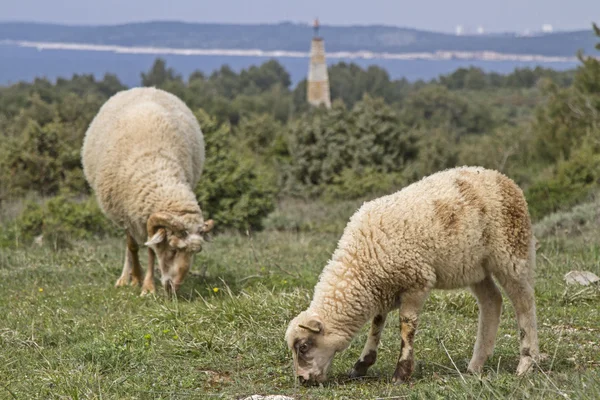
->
[0,200,599,399]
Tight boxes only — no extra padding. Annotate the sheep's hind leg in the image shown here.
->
[127,232,143,286]
[497,269,539,375]
[115,236,132,287]
[392,290,429,384]
[141,248,156,296]
[349,313,388,378]
[467,275,503,374]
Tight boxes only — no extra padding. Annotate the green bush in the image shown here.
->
[322,168,404,201]
[400,85,495,136]
[194,110,277,232]
[534,195,600,238]
[0,89,108,199]
[284,96,418,198]
[234,113,288,160]
[526,141,600,220]
[403,128,460,182]
[0,196,117,249]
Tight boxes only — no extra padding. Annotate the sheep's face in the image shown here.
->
[285,311,345,384]
[145,213,214,294]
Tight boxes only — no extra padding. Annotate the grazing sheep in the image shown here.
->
[82,87,213,295]
[286,166,539,384]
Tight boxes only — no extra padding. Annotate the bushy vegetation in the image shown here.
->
[0,196,117,249]
[1,25,599,247]
[194,110,278,231]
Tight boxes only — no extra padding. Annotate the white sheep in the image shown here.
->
[82,87,213,295]
[285,166,539,384]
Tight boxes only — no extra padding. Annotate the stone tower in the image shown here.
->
[307,19,331,108]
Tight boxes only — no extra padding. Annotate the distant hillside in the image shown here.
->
[0,21,598,57]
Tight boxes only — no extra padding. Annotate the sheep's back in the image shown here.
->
[81,87,204,223]
[337,166,532,288]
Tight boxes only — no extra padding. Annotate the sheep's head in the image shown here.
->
[144,211,214,294]
[285,311,346,384]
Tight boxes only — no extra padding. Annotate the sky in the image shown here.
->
[1,0,599,34]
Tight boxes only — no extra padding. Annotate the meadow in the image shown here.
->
[1,198,598,399]
[1,28,600,398]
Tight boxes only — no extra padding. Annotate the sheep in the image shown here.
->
[81,87,213,296]
[285,166,539,384]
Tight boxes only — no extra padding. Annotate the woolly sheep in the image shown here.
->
[285,166,539,384]
[82,87,213,295]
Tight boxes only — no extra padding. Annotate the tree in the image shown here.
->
[141,58,182,87]
[400,85,494,135]
[532,49,600,162]
[524,23,600,218]
[326,63,407,107]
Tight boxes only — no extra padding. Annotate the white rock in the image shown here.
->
[34,234,44,246]
[243,396,294,400]
[564,270,600,286]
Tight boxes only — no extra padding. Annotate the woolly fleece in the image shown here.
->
[81,87,205,244]
[287,166,538,382]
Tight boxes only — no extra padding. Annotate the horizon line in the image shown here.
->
[0,19,594,36]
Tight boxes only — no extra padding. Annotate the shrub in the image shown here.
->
[234,113,288,160]
[400,85,495,136]
[322,168,405,201]
[0,196,117,249]
[284,96,418,198]
[526,141,600,220]
[534,195,600,238]
[194,109,277,232]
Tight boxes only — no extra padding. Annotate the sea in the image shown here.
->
[0,42,581,88]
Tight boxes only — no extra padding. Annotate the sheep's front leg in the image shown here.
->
[349,313,388,378]
[392,290,428,384]
[468,276,503,373]
[141,248,156,296]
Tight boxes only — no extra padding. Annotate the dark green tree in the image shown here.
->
[141,58,182,87]
[400,85,494,135]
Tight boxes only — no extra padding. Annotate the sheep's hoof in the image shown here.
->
[140,288,156,297]
[115,276,129,287]
[391,360,413,385]
[349,368,366,379]
[391,376,410,386]
[130,276,142,286]
[516,356,535,376]
[467,363,484,374]
[140,282,156,296]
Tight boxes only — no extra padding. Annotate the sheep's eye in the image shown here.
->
[299,343,309,354]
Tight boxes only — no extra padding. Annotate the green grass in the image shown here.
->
[1,202,599,399]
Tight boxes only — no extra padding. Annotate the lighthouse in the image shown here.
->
[307,18,331,108]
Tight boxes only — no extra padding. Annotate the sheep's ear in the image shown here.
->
[145,228,166,246]
[299,319,323,334]
[202,219,214,233]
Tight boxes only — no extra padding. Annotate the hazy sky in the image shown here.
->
[1,0,599,33]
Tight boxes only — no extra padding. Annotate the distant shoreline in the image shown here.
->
[0,39,583,63]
